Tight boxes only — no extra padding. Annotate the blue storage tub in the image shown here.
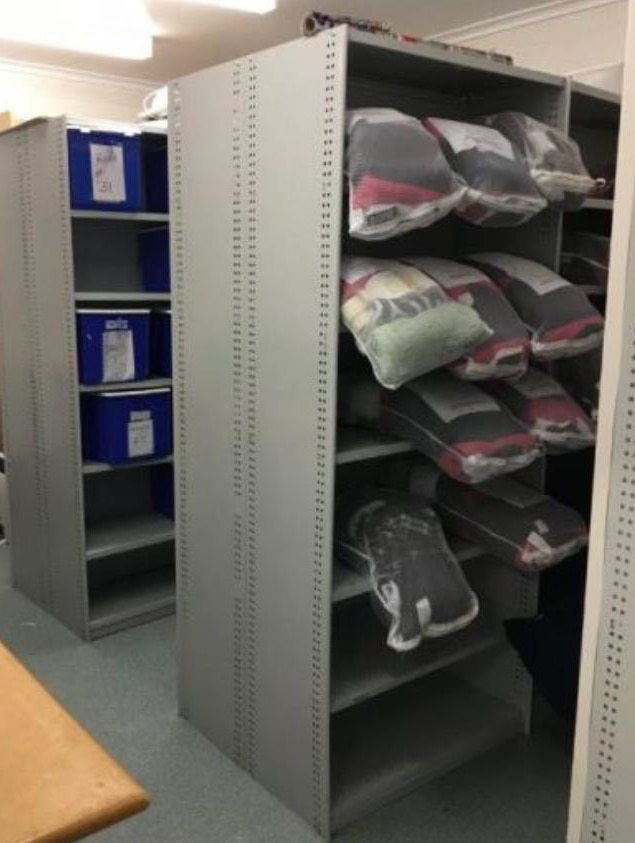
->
[139,228,170,292]
[143,139,169,213]
[76,309,150,385]
[151,463,175,520]
[82,388,172,465]
[68,128,143,212]
[151,310,172,377]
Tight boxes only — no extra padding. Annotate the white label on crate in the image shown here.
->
[128,418,154,458]
[103,330,134,383]
[412,258,485,290]
[89,143,126,203]
[427,119,515,161]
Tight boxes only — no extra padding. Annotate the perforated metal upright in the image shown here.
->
[171,26,587,839]
[0,117,176,640]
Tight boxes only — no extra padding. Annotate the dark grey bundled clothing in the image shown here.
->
[335,488,479,652]
[411,465,588,573]
[380,370,543,484]
[484,112,595,210]
[469,253,604,360]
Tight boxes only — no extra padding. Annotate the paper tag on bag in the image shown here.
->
[89,143,126,203]
[103,329,134,382]
[128,418,155,458]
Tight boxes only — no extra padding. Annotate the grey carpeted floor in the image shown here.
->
[0,547,571,843]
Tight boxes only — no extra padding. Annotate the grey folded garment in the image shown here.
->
[335,488,479,652]
[340,256,490,389]
[561,232,610,288]
[405,257,530,380]
[483,112,595,210]
[424,117,547,227]
[469,252,604,361]
[411,464,588,573]
[484,367,595,453]
[346,108,466,240]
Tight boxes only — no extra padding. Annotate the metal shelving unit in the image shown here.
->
[79,378,172,393]
[0,117,175,640]
[170,27,575,838]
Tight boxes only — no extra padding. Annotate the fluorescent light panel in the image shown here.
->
[0,0,153,59]
[184,0,276,13]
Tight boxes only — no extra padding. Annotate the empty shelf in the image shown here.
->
[332,537,482,604]
[336,427,413,464]
[83,455,173,475]
[71,210,169,222]
[89,566,175,638]
[75,292,171,302]
[85,513,175,560]
[79,378,172,393]
[331,673,521,831]
[331,605,503,713]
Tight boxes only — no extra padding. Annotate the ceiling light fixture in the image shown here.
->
[184,0,276,14]
[0,0,154,60]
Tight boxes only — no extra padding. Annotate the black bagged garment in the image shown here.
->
[346,109,466,240]
[552,347,603,423]
[411,465,588,573]
[381,370,543,484]
[484,111,595,211]
[561,232,610,288]
[406,256,530,380]
[469,252,604,360]
[424,117,547,227]
[335,488,479,652]
[485,367,595,452]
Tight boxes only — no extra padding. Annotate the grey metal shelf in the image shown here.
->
[71,210,169,223]
[89,565,175,639]
[333,538,483,604]
[331,606,503,713]
[85,513,175,560]
[581,198,614,211]
[336,427,414,465]
[74,291,171,302]
[79,378,172,394]
[83,455,173,475]
[331,672,521,831]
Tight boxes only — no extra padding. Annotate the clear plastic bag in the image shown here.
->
[346,109,466,240]
[340,257,490,389]
[335,488,479,652]
[381,370,543,483]
[469,253,604,360]
[412,466,588,573]
[424,117,547,227]
[406,257,530,380]
[484,112,595,210]
[485,367,595,452]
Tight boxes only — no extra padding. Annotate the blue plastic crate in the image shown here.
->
[68,128,143,211]
[151,463,175,520]
[151,310,172,377]
[82,388,172,465]
[76,309,150,385]
[143,138,169,213]
[139,228,170,292]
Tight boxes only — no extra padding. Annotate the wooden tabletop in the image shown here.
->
[0,641,149,843]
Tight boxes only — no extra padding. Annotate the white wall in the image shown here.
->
[434,0,626,92]
[0,58,157,122]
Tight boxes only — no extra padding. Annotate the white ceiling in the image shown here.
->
[0,0,554,82]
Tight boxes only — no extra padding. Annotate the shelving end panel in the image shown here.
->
[172,26,347,838]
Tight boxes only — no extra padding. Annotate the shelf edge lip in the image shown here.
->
[85,531,175,561]
[82,455,174,474]
[79,378,173,394]
[88,596,175,637]
[71,210,170,222]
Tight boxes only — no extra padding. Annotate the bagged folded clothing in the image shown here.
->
[553,348,603,423]
[485,367,595,452]
[561,232,610,288]
[406,257,530,380]
[423,117,547,227]
[484,112,595,210]
[340,257,490,389]
[469,253,604,360]
[346,109,466,240]
[335,488,479,652]
[411,466,588,573]
[381,370,543,483]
